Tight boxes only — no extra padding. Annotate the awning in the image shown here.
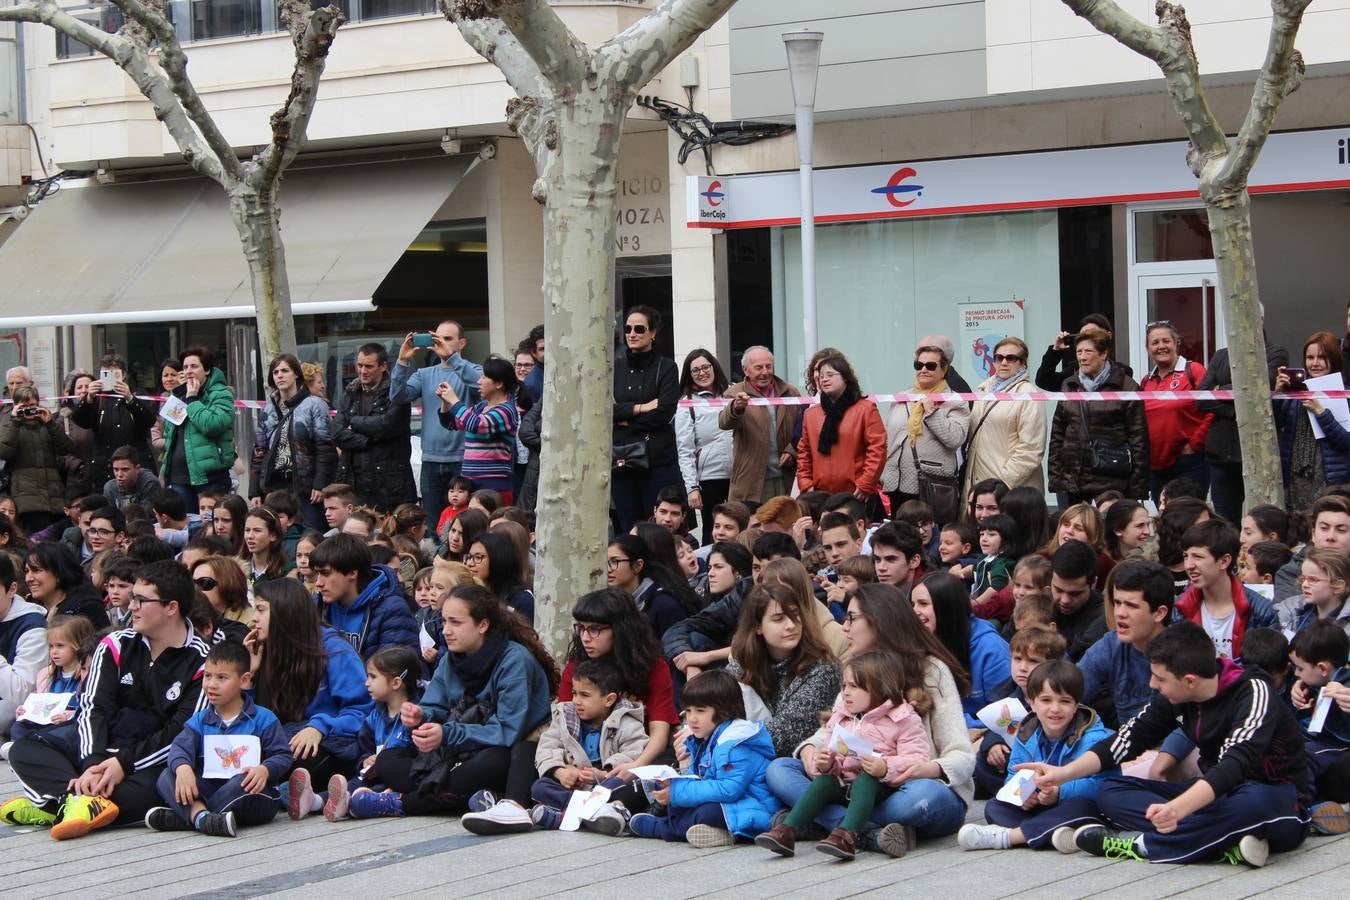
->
[0,155,473,326]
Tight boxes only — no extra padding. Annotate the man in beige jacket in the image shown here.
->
[718,347,802,506]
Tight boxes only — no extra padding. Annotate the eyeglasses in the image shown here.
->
[573,623,612,638]
[993,354,1024,364]
[464,552,488,565]
[623,324,649,335]
[1296,575,1328,587]
[842,612,865,625]
[194,577,218,591]
[87,527,116,537]
[606,557,632,571]
[689,364,713,375]
[913,360,940,372]
[129,594,170,608]
[514,362,534,370]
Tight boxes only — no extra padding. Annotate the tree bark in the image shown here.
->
[230,189,299,365]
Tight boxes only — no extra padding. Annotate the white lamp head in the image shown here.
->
[782,30,824,109]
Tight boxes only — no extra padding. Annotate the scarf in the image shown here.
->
[907,378,949,442]
[1078,361,1112,393]
[990,367,1027,393]
[817,388,860,456]
[447,629,510,699]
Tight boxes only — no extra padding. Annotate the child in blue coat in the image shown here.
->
[631,670,779,848]
[958,659,1115,852]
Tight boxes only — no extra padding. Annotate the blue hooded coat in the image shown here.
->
[319,564,419,661]
[670,718,780,837]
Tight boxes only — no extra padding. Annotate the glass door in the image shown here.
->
[1132,271,1224,375]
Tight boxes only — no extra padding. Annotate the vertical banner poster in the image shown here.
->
[959,300,1025,382]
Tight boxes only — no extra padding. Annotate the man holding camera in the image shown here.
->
[74,353,157,486]
[389,320,482,525]
[0,387,73,533]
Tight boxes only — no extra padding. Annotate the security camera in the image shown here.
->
[478,141,497,161]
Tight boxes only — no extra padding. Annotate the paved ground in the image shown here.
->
[0,764,1346,898]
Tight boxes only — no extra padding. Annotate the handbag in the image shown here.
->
[1077,402,1132,477]
[612,440,649,472]
[911,441,961,525]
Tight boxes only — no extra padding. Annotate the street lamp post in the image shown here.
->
[783,29,823,358]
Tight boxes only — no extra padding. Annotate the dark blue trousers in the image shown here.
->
[973,732,1009,798]
[1095,775,1309,863]
[643,802,727,842]
[155,769,281,828]
[984,796,1104,849]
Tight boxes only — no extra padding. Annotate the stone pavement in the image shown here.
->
[0,765,1345,899]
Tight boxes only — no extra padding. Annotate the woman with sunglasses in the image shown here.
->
[191,554,252,625]
[798,348,887,507]
[559,588,678,774]
[963,337,1047,498]
[675,348,733,545]
[882,343,970,520]
[612,305,681,533]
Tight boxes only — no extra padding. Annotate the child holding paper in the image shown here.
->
[755,652,931,860]
[6,615,94,752]
[973,626,1066,798]
[959,659,1115,852]
[1289,620,1350,833]
[526,658,648,834]
[147,641,292,837]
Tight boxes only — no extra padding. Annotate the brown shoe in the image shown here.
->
[816,827,858,860]
[755,823,798,857]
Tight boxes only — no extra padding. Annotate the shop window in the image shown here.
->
[192,0,261,40]
[1135,208,1213,263]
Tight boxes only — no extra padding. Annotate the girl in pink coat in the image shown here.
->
[755,651,932,860]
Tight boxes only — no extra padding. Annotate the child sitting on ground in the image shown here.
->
[1289,620,1350,833]
[318,645,420,821]
[973,626,1067,798]
[412,567,441,666]
[1011,591,1055,633]
[823,554,877,623]
[148,641,292,837]
[102,557,140,630]
[973,515,1019,616]
[755,652,930,861]
[1239,541,1291,588]
[5,615,95,755]
[630,670,778,848]
[994,555,1053,638]
[290,530,323,595]
[527,658,648,834]
[939,522,977,583]
[959,659,1115,852]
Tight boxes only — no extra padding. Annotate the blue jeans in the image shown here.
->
[420,460,462,526]
[1150,451,1210,504]
[765,756,967,838]
[169,472,232,514]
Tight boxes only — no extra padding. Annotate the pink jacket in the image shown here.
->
[821,695,931,786]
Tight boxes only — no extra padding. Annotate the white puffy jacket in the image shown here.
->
[675,391,734,491]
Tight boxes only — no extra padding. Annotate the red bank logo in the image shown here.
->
[696,177,727,221]
[870,166,924,208]
[700,181,725,207]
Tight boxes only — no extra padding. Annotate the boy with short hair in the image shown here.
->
[818,511,862,616]
[1238,628,1291,694]
[526,658,648,834]
[321,484,357,536]
[831,555,877,622]
[1240,540,1291,586]
[939,521,977,582]
[1176,520,1278,660]
[867,522,925,597]
[1289,620,1350,829]
[973,626,1066,797]
[1079,559,1174,728]
[102,556,141,629]
[708,501,750,548]
[960,659,1114,852]
[1025,622,1311,867]
[263,490,304,561]
[146,641,291,836]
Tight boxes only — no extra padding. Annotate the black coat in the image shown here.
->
[332,376,417,512]
[1048,364,1150,499]
[1195,339,1289,465]
[71,394,157,485]
[612,349,680,468]
[518,401,542,512]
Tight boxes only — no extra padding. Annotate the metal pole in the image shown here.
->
[795,103,817,357]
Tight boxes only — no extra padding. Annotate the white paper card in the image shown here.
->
[18,692,74,725]
[997,768,1038,806]
[977,697,1029,743]
[628,765,681,781]
[419,625,435,654]
[559,785,611,831]
[160,395,189,426]
[203,734,261,779]
[1308,687,1334,735]
[1244,583,1275,601]
[828,724,877,759]
[1303,373,1350,439]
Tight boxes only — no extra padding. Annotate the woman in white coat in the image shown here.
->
[963,337,1048,496]
[675,349,734,545]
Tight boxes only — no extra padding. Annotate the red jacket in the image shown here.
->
[1174,576,1279,659]
[797,399,887,496]
[1142,359,1212,469]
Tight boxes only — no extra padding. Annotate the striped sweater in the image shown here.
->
[440,399,520,484]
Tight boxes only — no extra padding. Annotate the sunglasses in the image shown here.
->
[194,576,218,591]
[993,354,1024,364]
[913,360,941,372]
[623,324,650,335]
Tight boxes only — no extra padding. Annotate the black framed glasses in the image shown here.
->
[606,556,632,571]
[689,364,713,375]
[129,594,171,608]
[572,623,612,638]
[913,360,940,372]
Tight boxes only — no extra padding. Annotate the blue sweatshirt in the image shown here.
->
[319,565,419,661]
[304,628,374,738]
[419,640,551,753]
[357,705,413,758]
[964,616,1013,728]
[1078,630,1157,725]
[167,694,293,784]
[389,355,482,463]
[1007,706,1117,802]
[1300,665,1350,747]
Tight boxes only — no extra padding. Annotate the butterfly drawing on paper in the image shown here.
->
[31,698,64,719]
[214,745,250,769]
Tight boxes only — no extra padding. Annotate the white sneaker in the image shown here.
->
[461,798,533,836]
[580,801,629,836]
[0,741,11,761]
[685,823,735,848]
[957,823,1011,851]
[1051,825,1081,854]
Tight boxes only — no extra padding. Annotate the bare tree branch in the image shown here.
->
[446,0,586,88]
[0,0,228,185]
[1063,1,1229,174]
[109,0,246,181]
[1222,0,1312,184]
[256,0,345,189]
[595,0,736,92]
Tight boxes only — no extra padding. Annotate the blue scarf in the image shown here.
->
[990,368,1028,392]
[1078,361,1112,393]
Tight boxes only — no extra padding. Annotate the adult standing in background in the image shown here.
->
[1036,314,1119,391]
[798,348,887,504]
[918,334,972,394]
[56,370,97,497]
[335,343,417,513]
[719,346,801,508]
[251,353,336,532]
[149,358,182,470]
[522,324,544,404]
[1141,321,1211,502]
[76,352,157,486]
[882,343,969,517]
[611,306,680,533]
[160,346,236,512]
[676,349,734,545]
[0,387,73,533]
[962,337,1045,495]
[390,321,482,525]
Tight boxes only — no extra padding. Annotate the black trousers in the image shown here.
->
[9,738,162,825]
[372,741,538,816]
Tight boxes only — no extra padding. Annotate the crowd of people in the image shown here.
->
[0,307,1346,874]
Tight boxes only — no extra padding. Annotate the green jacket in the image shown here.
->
[0,411,74,515]
[159,368,237,486]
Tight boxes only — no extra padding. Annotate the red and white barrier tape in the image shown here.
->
[677,389,1350,407]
